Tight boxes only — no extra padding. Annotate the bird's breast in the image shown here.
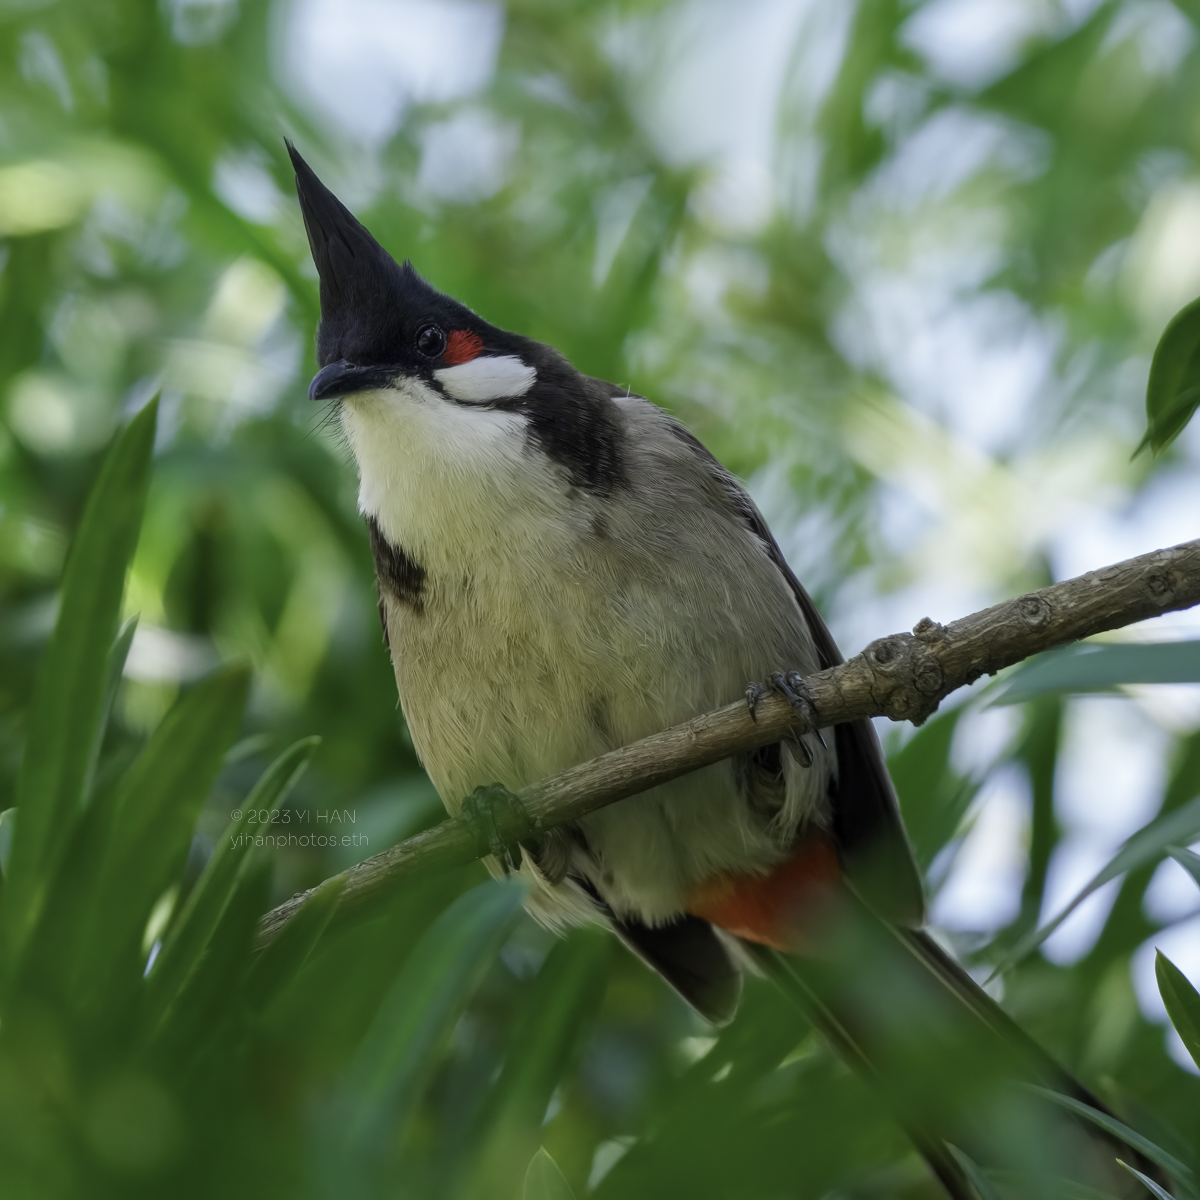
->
[382,549,663,810]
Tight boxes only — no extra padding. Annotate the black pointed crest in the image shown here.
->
[286,141,427,367]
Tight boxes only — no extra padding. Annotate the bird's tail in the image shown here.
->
[751,898,1176,1200]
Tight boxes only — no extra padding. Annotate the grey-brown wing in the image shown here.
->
[661,418,926,926]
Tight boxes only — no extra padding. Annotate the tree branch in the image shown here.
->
[257,537,1200,947]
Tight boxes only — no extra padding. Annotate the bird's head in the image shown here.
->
[287,142,623,496]
[288,141,537,409]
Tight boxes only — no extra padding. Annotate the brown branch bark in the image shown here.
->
[256,537,1200,947]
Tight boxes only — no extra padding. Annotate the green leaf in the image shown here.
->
[2,399,158,975]
[144,736,319,1020]
[0,810,15,878]
[994,794,1200,975]
[69,666,250,1014]
[948,1145,1003,1200]
[887,707,977,868]
[0,810,7,919]
[1167,847,1200,891]
[1009,696,1064,941]
[341,877,527,1147]
[524,1148,577,1200]
[150,856,274,1067]
[1139,294,1200,455]
[82,614,139,803]
[1156,951,1200,1073]
[992,642,1200,706]
[243,872,345,1015]
[11,614,148,998]
[945,1142,1003,1200]
[1030,1088,1196,1195]
[464,931,610,1198]
[1120,1159,1180,1200]
[256,867,476,1096]
[990,1179,1120,1200]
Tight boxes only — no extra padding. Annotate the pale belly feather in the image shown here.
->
[383,541,831,925]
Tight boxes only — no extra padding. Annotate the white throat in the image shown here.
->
[339,376,577,578]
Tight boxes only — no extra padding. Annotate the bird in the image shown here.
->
[285,143,1168,1199]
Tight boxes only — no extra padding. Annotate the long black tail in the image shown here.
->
[752,903,1175,1199]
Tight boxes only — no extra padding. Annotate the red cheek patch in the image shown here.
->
[443,329,483,365]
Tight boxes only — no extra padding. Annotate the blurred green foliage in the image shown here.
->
[3,0,1200,1197]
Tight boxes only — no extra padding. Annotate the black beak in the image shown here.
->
[308,359,399,402]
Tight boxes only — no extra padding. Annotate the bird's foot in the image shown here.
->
[460,782,530,873]
[745,670,827,768]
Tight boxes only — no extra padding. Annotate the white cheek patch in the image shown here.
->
[434,355,536,404]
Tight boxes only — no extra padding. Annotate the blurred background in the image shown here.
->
[3,0,1200,1194]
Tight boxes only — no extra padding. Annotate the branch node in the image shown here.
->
[1146,571,1174,601]
[912,616,947,643]
[867,636,906,668]
[1018,596,1052,627]
[915,661,944,696]
[860,633,946,726]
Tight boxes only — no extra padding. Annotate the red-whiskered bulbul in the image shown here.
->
[286,144,1166,1199]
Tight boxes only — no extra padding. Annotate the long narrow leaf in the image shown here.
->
[989,1173,1123,1200]
[71,666,250,1015]
[1030,1088,1196,1196]
[2,398,158,975]
[144,736,319,1020]
[524,1148,578,1200]
[994,795,1200,975]
[150,857,274,1068]
[1122,1159,1181,1199]
[992,642,1200,706]
[341,878,526,1147]
[82,614,139,804]
[948,1146,1003,1200]
[1167,847,1200,892]
[887,707,977,869]
[1156,952,1200,1072]
[464,931,610,1200]
[244,872,345,1015]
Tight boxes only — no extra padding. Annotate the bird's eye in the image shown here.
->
[415,324,446,359]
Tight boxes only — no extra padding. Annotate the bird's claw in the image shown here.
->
[746,680,770,721]
[771,671,827,748]
[460,782,528,873]
[745,670,826,768]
